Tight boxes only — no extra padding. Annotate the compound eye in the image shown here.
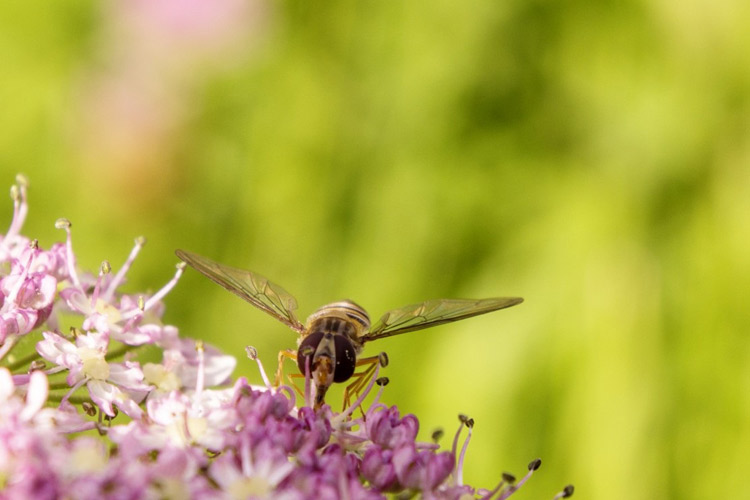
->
[297,332,324,375]
[296,332,357,384]
[332,335,356,383]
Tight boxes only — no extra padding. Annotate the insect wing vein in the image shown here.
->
[363,297,523,341]
[176,249,304,332]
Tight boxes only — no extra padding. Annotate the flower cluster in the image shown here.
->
[0,176,573,499]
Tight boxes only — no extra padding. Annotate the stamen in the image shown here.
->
[7,245,35,305]
[455,416,474,485]
[62,377,89,406]
[245,346,272,389]
[29,360,46,372]
[278,384,297,408]
[15,173,29,189]
[451,414,470,458]
[338,361,381,421]
[479,473,515,500]
[180,409,192,443]
[552,485,575,499]
[55,218,81,288]
[91,261,111,307]
[195,340,205,395]
[496,459,541,500]
[5,176,28,243]
[102,236,146,301]
[370,376,389,407]
[122,261,185,320]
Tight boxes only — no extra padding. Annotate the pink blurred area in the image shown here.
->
[73,0,270,211]
[108,0,269,67]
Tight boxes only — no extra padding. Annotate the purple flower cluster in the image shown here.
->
[0,176,573,499]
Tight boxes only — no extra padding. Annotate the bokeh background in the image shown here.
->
[2,1,749,498]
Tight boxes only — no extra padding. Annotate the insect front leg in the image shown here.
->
[275,349,298,387]
[342,351,389,411]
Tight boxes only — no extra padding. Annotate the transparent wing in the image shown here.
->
[176,249,305,333]
[362,297,523,342]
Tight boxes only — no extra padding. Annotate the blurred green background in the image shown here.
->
[2,0,749,498]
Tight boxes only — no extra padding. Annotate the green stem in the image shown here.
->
[105,344,136,361]
[47,393,91,404]
[5,348,41,371]
[48,381,73,390]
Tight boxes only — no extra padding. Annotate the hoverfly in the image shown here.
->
[176,249,523,409]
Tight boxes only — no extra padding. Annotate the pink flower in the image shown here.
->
[36,331,150,418]
[0,176,573,499]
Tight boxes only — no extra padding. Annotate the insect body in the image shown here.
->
[176,249,523,409]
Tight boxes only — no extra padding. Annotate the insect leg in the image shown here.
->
[275,349,297,387]
[342,352,389,410]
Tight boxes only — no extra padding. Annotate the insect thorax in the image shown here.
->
[304,300,370,348]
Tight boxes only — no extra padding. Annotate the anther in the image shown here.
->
[562,485,574,498]
[29,360,46,372]
[29,239,38,250]
[245,346,258,360]
[100,261,111,275]
[458,414,474,428]
[9,185,19,202]
[82,401,97,417]
[176,262,186,270]
[502,472,516,483]
[134,236,146,246]
[15,174,28,187]
[431,428,444,442]
[378,352,389,367]
[55,218,71,229]
[375,376,389,386]
[137,296,145,311]
[528,458,542,471]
